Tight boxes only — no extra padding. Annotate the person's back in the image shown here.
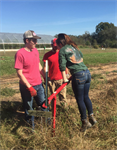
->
[59,44,87,75]
[56,33,97,132]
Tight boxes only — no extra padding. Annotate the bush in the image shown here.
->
[93,45,99,49]
[37,44,51,48]
[79,45,83,48]
[85,41,90,46]
[0,44,4,49]
[0,44,51,49]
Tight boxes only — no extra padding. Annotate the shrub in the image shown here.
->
[36,44,51,48]
[0,44,4,49]
[79,45,83,48]
[0,44,51,49]
[93,45,99,49]
[85,41,90,46]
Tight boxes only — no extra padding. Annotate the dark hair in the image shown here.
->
[56,33,79,50]
[23,38,30,44]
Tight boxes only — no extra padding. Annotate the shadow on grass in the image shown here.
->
[1,101,74,134]
[1,101,26,132]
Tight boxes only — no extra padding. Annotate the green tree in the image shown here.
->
[95,22,116,47]
[96,22,114,34]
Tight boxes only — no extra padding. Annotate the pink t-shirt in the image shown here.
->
[43,50,63,80]
[14,48,42,86]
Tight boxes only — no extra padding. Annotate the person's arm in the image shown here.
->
[16,69,31,88]
[62,71,69,82]
[43,62,46,73]
[59,48,69,82]
[59,48,67,73]
[65,67,69,74]
[79,51,83,62]
[16,69,37,96]
[39,62,46,80]
[42,53,47,74]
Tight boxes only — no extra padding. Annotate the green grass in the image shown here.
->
[112,70,117,73]
[0,49,117,77]
[67,86,74,96]
[89,73,107,89]
[0,56,16,76]
[0,87,18,97]
[1,81,117,149]
[0,50,50,76]
[83,52,117,66]
[0,49,117,149]
[91,73,104,79]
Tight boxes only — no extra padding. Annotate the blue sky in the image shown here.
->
[0,0,117,36]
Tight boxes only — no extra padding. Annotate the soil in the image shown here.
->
[0,63,117,107]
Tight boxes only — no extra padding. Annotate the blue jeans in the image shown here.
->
[20,83,46,129]
[72,69,93,120]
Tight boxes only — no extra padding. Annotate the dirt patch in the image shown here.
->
[0,63,117,106]
[89,63,117,78]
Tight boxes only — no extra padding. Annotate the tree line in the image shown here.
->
[0,44,51,49]
[55,22,117,48]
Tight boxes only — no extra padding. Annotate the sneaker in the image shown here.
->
[80,119,92,132]
[89,114,97,126]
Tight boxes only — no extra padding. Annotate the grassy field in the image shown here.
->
[81,48,117,66]
[0,48,117,77]
[0,48,117,149]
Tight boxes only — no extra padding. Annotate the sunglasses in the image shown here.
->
[28,38,37,43]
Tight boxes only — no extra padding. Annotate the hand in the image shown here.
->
[41,102,47,109]
[27,86,37,97]
[44,77,51,85]
[63,79,69,83]
[66,74,70,78]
